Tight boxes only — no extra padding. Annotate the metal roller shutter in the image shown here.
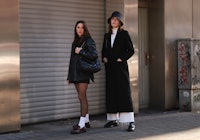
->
[19,0,105,124]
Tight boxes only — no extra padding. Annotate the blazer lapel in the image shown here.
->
[107,34,112,48]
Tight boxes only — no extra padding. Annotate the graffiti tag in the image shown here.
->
[194,93,200,102]
[178,43,190,86]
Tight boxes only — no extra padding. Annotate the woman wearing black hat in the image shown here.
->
[102,11,135,131]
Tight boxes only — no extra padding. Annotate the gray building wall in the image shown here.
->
[149,0,200,110]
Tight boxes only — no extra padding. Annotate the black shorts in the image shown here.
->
[70,80,90,84]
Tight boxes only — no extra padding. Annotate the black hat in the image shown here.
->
[107,11,123,26]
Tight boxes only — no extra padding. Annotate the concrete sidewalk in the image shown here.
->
[1,110,200,140]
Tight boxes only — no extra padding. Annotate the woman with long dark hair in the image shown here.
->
[67,20,98,134]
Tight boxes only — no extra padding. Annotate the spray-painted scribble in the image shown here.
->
[194,44,200,60]
[178,43,189,63]
[192,75,200,86]
[192,43,200,88]
[194,93,200,102]
[179,66,188,85]
[178,43,190,87]
[182,102,190,111]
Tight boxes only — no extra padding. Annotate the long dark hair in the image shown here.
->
[73,20,91,45]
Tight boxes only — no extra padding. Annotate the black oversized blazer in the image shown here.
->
[102,29,135,113]
[67,37,98,83]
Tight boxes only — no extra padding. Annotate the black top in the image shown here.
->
[67,37,98,83]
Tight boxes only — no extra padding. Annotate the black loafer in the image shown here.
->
[85,122,91,128]
[73,122,91,129]
[104,120,118,128]
[127,122,135,132]
[71,126,86,134]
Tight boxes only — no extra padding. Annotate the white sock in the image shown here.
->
[85,114,89,123]
[78,117,86,128]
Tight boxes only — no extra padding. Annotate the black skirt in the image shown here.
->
[69,79,90,84]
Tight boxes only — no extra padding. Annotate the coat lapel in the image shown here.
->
[107,34,112,48]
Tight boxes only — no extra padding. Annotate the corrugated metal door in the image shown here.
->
[19,0,105,124]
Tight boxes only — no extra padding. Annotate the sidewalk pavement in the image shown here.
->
[1,110,200,140]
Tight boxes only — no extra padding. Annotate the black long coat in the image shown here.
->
[102,29,134,113]
[67,37,98,83]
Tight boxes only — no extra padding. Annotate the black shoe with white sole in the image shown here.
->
[127,122,135,132]
[104,120,118,128]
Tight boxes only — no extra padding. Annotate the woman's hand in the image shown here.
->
[75,47,82,54]
[117,58,122,62]
[103,57,108,63]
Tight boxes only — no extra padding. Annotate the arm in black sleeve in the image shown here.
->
[101,33,108,62]
[120,31,134,61]
[67,45,73,80]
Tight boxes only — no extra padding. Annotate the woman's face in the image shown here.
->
[76,23,84,37]
[111,17,121,28]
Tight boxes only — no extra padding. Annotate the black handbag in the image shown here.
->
[79,41,101,73]
[79,57,101,73]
